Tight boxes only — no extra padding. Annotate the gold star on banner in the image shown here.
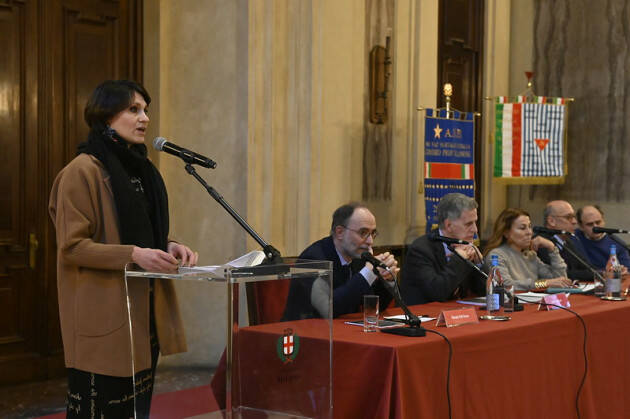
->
[434,124,442,138]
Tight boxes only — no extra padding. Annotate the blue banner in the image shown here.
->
[424,179,475,232]
[424,109,475,165]
[424,109,475,233]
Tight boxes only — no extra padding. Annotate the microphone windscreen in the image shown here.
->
[153,137,167,151]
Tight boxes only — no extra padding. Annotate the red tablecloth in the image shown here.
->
[212,295,630,419]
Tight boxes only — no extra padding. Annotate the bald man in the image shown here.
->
[537,200,596,281]
[576,205,630,270]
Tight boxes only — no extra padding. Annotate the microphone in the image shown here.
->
[153,137,217,169]
[593,227,630,234]
[430,235,470,245]
[364,253,425,336]
[532,226,573,236]
[361,252,389,270]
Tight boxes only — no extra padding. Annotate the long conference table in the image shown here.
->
[208,294,630,419]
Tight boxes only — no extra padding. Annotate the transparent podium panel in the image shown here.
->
[124,258,333,419]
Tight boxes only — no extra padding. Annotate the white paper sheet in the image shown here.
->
[178,250,266,277]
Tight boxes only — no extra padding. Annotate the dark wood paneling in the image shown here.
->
[0,1,25,241]
[442,0,480,50]
[0,0,142,385]
[438,0,484,206]
[62,4,120,160]
[0,0,45,384]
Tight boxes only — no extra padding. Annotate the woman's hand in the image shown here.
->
[546,277,573,288]
[132,247,179,273]
[531,236,555,251]
[167,241,199,267]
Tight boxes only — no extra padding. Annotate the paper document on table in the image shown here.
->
[516,292,547,303]
[384,314,435,323]
[576,283,597,293]
[345,320,402,329]
[178,250,266,277]
[456,296,487,306]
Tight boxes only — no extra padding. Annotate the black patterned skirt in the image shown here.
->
[66,284,160,419]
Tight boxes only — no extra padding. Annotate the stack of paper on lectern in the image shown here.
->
[178,250,265,278]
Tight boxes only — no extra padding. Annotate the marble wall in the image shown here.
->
[144,0,249,367]
[507,0,630,228]
[142,0,513,368]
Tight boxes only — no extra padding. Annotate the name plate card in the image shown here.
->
[538,293,571,311]
[436,307,479,327]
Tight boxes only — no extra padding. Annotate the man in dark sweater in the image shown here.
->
[537,200,597,281]
[283,203,399,319]
[576,204,630,270]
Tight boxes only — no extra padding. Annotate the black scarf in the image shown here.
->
[77,129,169,251]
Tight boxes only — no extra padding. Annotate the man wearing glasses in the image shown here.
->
[537,200,596,281]
[576,204,630,270]
[283,203,399,319]
[400,193,485,305]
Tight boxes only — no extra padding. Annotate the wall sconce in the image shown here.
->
[369,36,392,124]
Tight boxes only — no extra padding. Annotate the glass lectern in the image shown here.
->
[124,258,333,419]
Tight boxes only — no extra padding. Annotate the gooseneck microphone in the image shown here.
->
[532,226,573,236]
[364,254,426,337]
[361,252,389,270]
[153,137,217,169]
[430,235,470,245]
[593,226,630,234]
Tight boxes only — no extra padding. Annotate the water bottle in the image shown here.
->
[605,244,622,298]
[486,254,502,314]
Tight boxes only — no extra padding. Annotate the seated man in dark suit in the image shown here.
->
[283,203,398,319]
[537,200,597,281]
[400,193,485,305]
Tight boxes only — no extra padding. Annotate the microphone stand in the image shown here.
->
[608,233,630,253]
[446,244,488,279]
[548,235,605,285]
[183,163,284,270]
[447,245,524,311]
[372,268,426,337]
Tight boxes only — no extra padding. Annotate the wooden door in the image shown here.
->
[0,0,43,384]
[437,0,484,204]
[0,0,142,385]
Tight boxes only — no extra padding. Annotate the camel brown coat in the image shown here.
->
[49,154,186,377]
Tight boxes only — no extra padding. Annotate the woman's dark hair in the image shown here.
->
[84,80,151,132]
[483,208,530,255]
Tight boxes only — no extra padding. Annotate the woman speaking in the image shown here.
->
[49,80,197,418]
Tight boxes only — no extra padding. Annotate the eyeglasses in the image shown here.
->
[343,226,378,240]
[553,213,577,221]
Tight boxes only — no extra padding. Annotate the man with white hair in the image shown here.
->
[400,193,485,305]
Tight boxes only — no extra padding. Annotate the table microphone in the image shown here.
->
[430,235,470,245]
[532,226,573,236]
[361,252,389,271]
[593,227,630,234]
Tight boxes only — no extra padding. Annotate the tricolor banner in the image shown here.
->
[493,96,568,183]
[423,109,475,232]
